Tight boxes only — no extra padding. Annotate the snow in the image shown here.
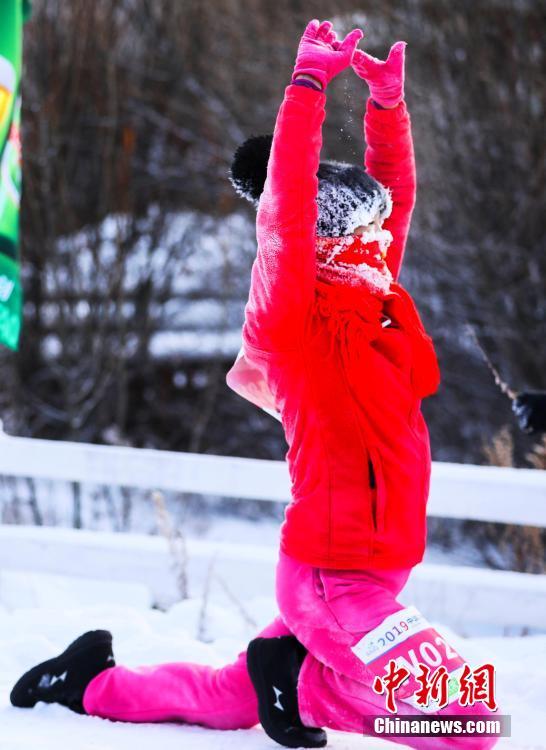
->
[1,456,545,746]
[315,255,392,294]
[0,520,545,747]
[1,574,545,749]
[3,523,546,637]
[0,570,152,611]
[315,170,392,237]
[149,329,243,360]
[41,208,257,361]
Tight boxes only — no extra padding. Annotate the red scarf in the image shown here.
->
[313,236,440,399]
[315,235,393,296]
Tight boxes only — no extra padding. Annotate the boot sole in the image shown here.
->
[246,638,327,749]
[10,630,113,709]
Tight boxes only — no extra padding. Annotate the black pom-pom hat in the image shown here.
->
[229,134,392,237]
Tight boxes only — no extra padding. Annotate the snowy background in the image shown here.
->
[0,0,543,466]
[1,1,545,747]
[1,487,546,749]
[0,433,545,749]
[1,538,546,750]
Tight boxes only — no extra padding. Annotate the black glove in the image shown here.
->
[512,392,546,434]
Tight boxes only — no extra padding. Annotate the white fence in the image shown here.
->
[1,431,546,526]
[1,430,546,633]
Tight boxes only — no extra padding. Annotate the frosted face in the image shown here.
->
[353,214,393,254]
[315,161,392,238]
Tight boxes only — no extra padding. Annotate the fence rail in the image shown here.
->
[1,429,545,527]
[1,523,544,633]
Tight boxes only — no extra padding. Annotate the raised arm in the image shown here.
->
[242,83,325,354]
[364,98,416,280]
[352,43,416,281]
[242,20,362,354]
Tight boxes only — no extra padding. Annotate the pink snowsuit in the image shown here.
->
[84,551,498,748]
[83,85,500,747]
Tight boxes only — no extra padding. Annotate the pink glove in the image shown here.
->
[351,41,406,108]
[292,19,363,91]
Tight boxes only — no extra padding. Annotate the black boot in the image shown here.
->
[10,630,115,714]
[246,635,327,748]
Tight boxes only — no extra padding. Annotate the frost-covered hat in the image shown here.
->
[229,134,392,237]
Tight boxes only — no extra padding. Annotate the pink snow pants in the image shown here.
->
[83,551,499,749]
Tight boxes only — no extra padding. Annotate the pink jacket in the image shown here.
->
[227,84,439,569]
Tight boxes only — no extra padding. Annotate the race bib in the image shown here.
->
[352,605,466,713]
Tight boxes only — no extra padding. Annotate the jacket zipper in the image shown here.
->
[368,448,387,533]
[369,456,379,531]
[368,457,376,490]
[335,345,382,545]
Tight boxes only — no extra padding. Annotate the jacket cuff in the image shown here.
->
[366,96,408,122]
[286,82,327,105]
[292,78,323,92]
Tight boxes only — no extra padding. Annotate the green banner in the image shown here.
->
[0,1,24,350]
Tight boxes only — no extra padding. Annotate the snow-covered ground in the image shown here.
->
[1,459,545,747]
[1,571,545,750]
